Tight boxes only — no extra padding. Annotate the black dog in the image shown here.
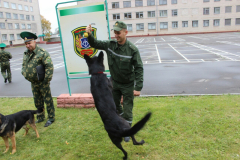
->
[84,52,151,160]
[0,108,43,154]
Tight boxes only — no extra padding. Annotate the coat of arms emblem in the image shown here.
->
[71,26,98,58]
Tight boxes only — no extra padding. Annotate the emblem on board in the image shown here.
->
[71,26,98,58]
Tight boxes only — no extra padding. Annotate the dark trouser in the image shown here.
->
[0,62,11,82]
[112,80,134,123]
[31,82,55,122]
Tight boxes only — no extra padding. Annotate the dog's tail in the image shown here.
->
[121,112,151,137]
[30,108,44,114]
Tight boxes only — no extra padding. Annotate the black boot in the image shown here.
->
[124,123,132,142]
[4,78,7,83]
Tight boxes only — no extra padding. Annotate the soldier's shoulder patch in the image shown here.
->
[39,48,46,52]
[46,57,51,63]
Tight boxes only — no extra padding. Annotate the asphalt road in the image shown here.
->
[0,32,240,97]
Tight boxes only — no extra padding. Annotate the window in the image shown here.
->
[6,13,11,19]
[214,0,220,1]
[10,34,15,41]
[124,13,131,19]
[225,19,231,25]
[20,14,24,20]
[172,9,178,16]
[160,22,168,29]
[15,23,20,29]
[148,23,156,29]
[172,21,178,28]
[0,12,3,18]
[123,1,131,8]
[203,0,209,2]
[25,5,29,11]
[236,18,240,25]
[8,23,13,29]
[2,34,7,41]
[203,20,209,27]
[159,0,167,5]
[30,6,33,12]
[225,6,232,13]
[13,14,18,19]
[27,24,31,29]
[192,20,198,27]
[160,10,167,17]
[112,2,119,8]
[214,19,220,26]
[0,23,6,29]
[214,7,220,14]
[113,14,120,20]
[29,0,32,2]
[4,1,9,8]
[148,11,155,17]
[31,15,34,21]
[0,0,1,7]
[18,4,23,10]
[11,3,16,9]
[182,21,188,27]
[136,23,144,30]
[135,0,143,7]
[22,23,26,29]
[136,12,143,18]
[127,24,132,31]
[24,0,28,2]
[17,34,21,40]
[147,0,155,6]
[26,15,30,20]
[203,8,209,15]
[237,5,240,12]
[172,0,177,4]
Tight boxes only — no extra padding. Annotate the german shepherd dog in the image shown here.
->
[84,52,151,160]
[0,108,43,154]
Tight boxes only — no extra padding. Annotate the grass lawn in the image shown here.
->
[0,95,240,160]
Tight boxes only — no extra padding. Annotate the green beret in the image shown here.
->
[113,21,127,31]
[0,43,6,48]
[20,31,38,42]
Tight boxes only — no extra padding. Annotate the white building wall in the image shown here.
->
[0,0,42,46]
[78,0,240,37]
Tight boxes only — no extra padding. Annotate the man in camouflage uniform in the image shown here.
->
[0,43,12,83]
[20,31,55,127]
[86,21,143,142]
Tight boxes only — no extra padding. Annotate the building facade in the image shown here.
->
[0,0,42,46]
[79,0,240,37]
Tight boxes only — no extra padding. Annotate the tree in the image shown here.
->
[41,15,51,41]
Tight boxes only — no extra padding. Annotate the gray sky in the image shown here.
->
[39,0,77,33]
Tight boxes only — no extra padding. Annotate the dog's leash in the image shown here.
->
[0,117,9,134]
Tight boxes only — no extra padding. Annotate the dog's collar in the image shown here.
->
[0,117,9,134]
[91,71,104,75]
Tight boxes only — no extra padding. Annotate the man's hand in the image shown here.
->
[85,24,92,35]
[134,90,141,96]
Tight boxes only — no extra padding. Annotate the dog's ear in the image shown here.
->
[84,54,91,63]
[98,51,104,63]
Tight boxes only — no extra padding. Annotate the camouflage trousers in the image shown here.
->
[112,80,134,123]
[31,82,55,122]
[0,61,11,82]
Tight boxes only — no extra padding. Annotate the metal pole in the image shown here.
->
[105,0,111,40]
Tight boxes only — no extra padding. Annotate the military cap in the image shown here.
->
[113,21,127,31]
[20,31,38,42]
[0,43,6,48]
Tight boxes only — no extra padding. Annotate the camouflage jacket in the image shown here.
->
[87,34,143,91]
[21,45,53,83]
[0,49,12,63]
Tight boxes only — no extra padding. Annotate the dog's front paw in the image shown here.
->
[3,148,9,153]
[11,149,16,154]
